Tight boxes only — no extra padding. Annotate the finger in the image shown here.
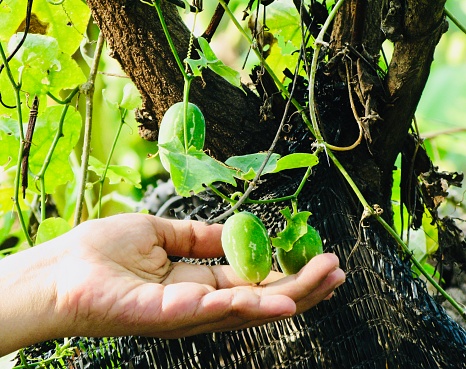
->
[148,284,298,338]
[146,216,224,258]
[294,266,345,313]
[182,292,297,336]
[261,253,343,299]
[212,253,341,292]
[210,253,345,314]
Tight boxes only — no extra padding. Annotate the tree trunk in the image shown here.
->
[75,0,466,367]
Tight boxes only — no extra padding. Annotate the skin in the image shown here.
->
[0,213,345,356]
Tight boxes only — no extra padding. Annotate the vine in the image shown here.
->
[74,32,105,226]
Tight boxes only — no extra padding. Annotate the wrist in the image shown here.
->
[0,240,66,356]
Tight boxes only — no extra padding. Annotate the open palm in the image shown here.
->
[53,214,345,339]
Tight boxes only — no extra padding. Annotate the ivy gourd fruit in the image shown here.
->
[158,101,206,172]
[276,224,323,275]
[221,211,272,284]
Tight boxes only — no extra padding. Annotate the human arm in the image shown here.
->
[0,213,345,356]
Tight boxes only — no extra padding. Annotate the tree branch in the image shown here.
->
[376,0,448,175]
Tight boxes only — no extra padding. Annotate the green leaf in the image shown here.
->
[88,156,142,189]
[422,215,439,256]
[194,37,245,92]
[225,153,280,180]
[48,51,86,95]
[7,33,85,97]
[35,217,72,245]
[0,68,17,116]
[107,165,142,189]
[266,3,301,50]
[1,107,81,197]
[184,56,208,77]
[0,117,20,169]
[102,88,119,109]
[271,153,319,173]
[198,37,219,63]
[406,229,427,265]
[0,0,25,42]
[33,0,91,55]
[159,139,237,197]
[0,211,15,246]
[8,33,60,68]
[261,2,305,82]
[271,208,311,252]
[120,83,142,110]
[2,0,89,53]
[0,183,31,217]
[208,60,245,92]
[103,83,142,110]
[27,106,82,194]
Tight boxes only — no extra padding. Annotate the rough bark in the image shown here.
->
[378,0,448,174]
[320,0,449,213]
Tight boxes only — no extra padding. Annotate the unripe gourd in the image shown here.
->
[158,102,206,172]
[276,224,323,275]
[221,212,272,284]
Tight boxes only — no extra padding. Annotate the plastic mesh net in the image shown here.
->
[22,163,466,368]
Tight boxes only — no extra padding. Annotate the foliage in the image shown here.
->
[0,0,466,365]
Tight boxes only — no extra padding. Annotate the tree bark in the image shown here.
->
[87,0,280,161]
[80,0,466,367]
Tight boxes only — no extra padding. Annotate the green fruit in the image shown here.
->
[221,211,272,284]
[276,225,323,275]
[158,102,206,171]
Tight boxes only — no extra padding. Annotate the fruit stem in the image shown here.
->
[209,185,237,205]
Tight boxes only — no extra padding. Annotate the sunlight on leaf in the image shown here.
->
[225,153,280,180]
[9,33,61,69]
[88,156,142,189]
[35,217,72,245]
[7,33,85,96]
[271,153,319,173]
[27,106,82,194]
[0,117,20,169]
[264,1,303,81]
[159,139,237,197]
[120,83,142,110]
[34,0,91,55]
[0,0,25,42]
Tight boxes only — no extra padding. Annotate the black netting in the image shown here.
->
[22,162,466,368]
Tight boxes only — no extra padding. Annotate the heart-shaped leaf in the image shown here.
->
[159,139,237,197]
[271,207,311,252]
[225,153,280,180]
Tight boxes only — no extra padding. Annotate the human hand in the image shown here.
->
[0,213,345,355]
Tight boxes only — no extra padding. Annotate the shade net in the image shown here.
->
[22,162,466,368]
